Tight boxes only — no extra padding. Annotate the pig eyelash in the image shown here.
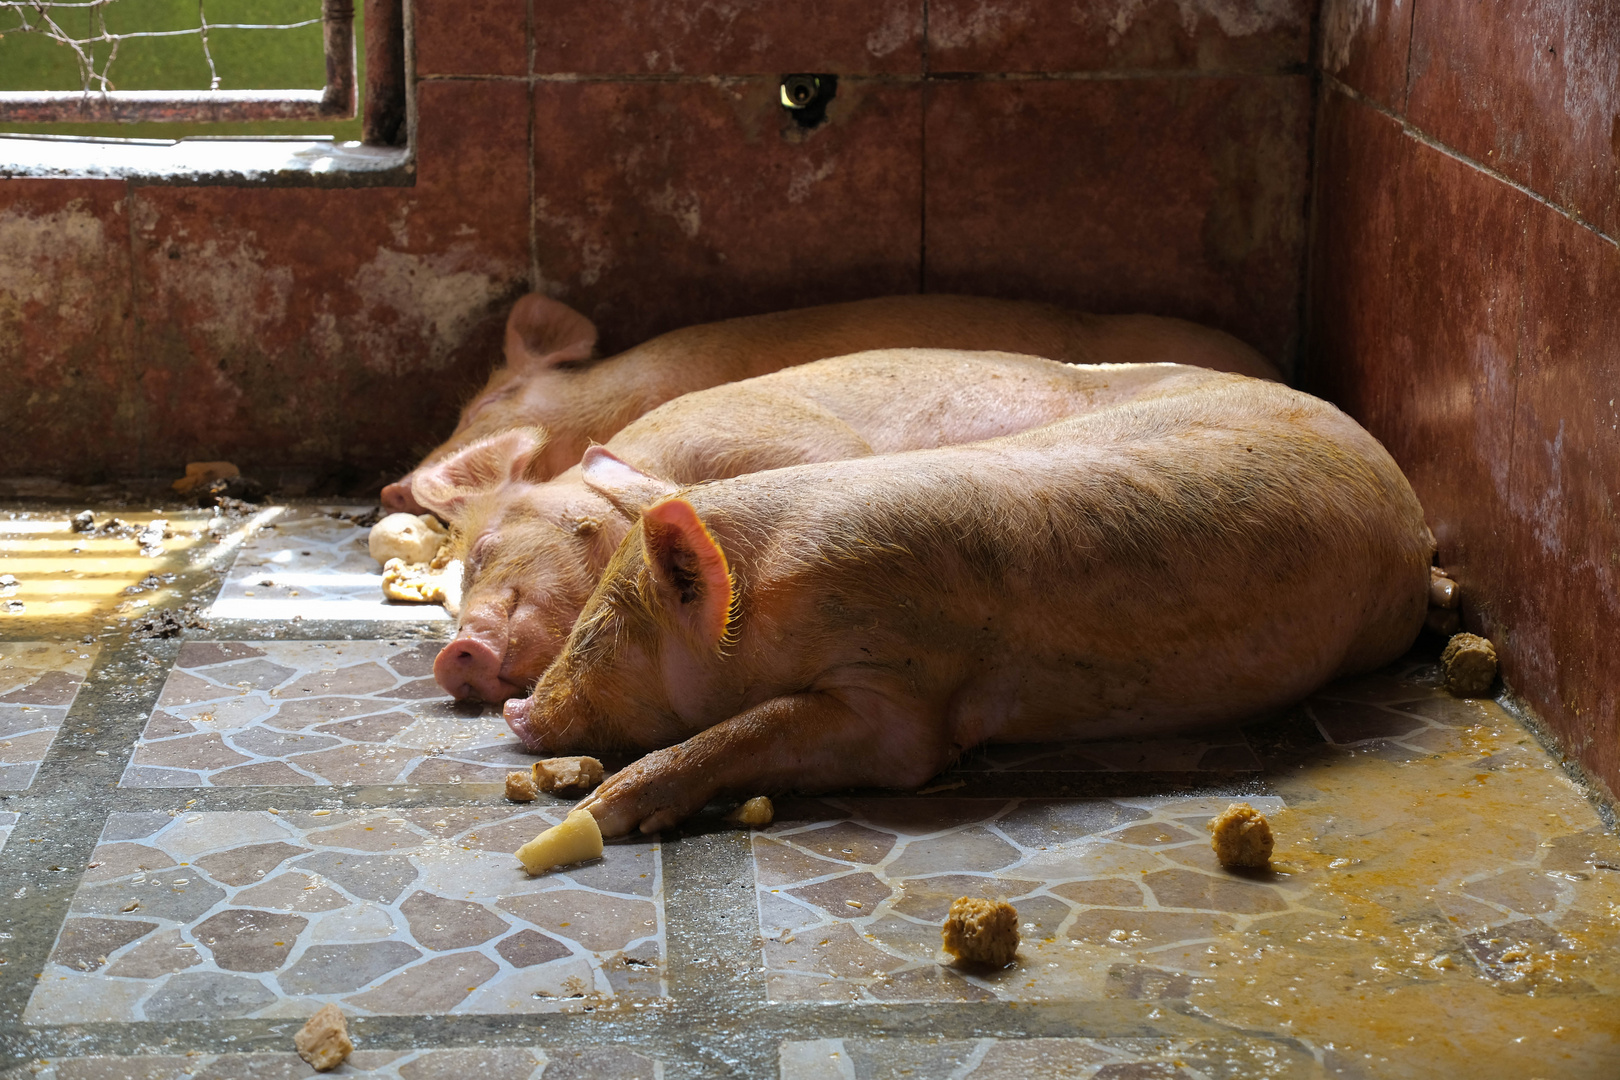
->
[716,571,742,657]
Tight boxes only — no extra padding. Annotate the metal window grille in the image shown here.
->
[0,0,402,133]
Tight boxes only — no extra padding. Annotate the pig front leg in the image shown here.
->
[578,690,952,836]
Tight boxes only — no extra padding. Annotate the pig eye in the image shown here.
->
[468,533,498,571]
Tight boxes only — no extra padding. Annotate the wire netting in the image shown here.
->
[0,0,324,93]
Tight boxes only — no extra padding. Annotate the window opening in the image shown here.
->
[0,0,355,123]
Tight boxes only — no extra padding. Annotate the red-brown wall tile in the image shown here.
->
[1378,116,1530,644]
[414,0,529,77]
[531,78,923,354]
[1407,0,1620,237]
[924,75,1311,367]
[1310,86,1530,642]
[0,179,137,481]
[532,0,924,75]
[927,0,1311,74]
[127,80,532,478]
[1316,0,1415,110]
[1304,88,1402,415]
[1506,206,1620,789]
[1308,79,1620,799]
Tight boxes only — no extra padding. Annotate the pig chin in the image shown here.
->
[503,677,600,754]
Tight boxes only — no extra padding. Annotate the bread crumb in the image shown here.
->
[941,897,1019,967]
[1442,632,1497,697]
[369,512,449,565]
[725,796,774,828]
[1208,803,1274,867]
[294,1002,352,1071]
[515,807,603,875]
[533,756,605,794]
[505,770,538,802]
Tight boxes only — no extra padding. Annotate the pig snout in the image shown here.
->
[381,477,427,514]
[434,634,525,703]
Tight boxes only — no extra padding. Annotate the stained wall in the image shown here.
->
[0,0,1314,486]
[1308,0,1620,797]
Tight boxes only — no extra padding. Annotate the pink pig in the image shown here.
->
[415,352,1263,703]
[500,373,1434,837]
[382,293,1278,512]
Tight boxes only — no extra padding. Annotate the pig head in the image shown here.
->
[505,375,1434,837]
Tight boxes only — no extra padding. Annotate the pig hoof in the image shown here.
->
[1428,566,1460,610]
[583,753,707,838]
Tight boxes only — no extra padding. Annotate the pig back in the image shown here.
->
[606,350,1229,482]
[702,376,1432,735]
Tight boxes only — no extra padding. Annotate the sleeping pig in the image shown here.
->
[499,374,1434,837]
[416,352,1249,702]
[381,293,1278,512]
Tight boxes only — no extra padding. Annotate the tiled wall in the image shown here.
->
[1307,0,1620,798]
[0,0,1314,482]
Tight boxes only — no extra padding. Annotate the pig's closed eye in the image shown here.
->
[468,535,498,571]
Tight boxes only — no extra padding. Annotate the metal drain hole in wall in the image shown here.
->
[779,74,837,130]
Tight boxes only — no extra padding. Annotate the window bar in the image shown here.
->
[362,0,405,145]
[0,0,357,123]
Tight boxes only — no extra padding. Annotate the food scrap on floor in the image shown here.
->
[532,755,605,794]
[1442,632,1499,697]
[293,1003,354,1071]
[368,512,449,565]
[1208,802,1274,867]
[505,769,539,802]
[515,806,605,874]
[726,795,775,828]
[941,896,1020,967]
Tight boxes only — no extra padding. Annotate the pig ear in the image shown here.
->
[505,294,599,371]
[581,446,680,518]
[412,429,548,522]
[641,498,733,649]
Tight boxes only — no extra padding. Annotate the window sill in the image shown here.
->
[0,134,413,187]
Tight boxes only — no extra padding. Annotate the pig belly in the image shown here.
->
[940,578,1404,745]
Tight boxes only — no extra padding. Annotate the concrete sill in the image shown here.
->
[0,133,413,187]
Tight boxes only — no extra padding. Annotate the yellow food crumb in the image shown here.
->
[1208,802,1274,867]
[505,770,538,802]
[532,756,605,794]
[1441,632,1498,697]
[515,808,604,875]
[725,796,774,828]
[941,896,1019,967]
[293,1003,352,1072]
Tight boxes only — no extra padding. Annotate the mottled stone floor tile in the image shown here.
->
[6,1046,663,1080]
[0,809,16,853]
[753,795,1288,1004]
[25,807,665,1022]
[953,730,1260,775]
[780,1035,1324,1079]
[0,641,99,790]
[121,641,527,787]
[208,507,451,622]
